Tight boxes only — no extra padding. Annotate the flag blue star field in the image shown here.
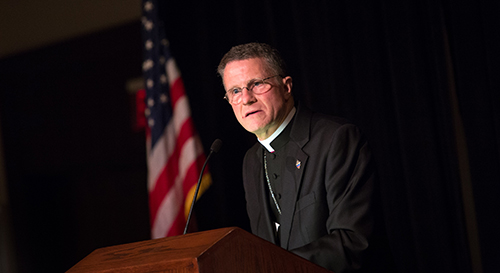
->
[141,0,211,238]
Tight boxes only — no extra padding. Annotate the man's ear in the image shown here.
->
[283,76,293,96]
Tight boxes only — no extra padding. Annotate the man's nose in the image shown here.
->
[241,87,256,105]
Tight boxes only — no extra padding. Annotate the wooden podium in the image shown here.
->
[66,227,332,272]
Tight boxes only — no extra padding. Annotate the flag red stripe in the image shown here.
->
[165,154,208,237]
[148,115,198,227]
[165,208,185,237]
[142,20,211,236]
[154,153,207,237]
[182,153,209,195]
[148,162,174,224]
[170,77,185,107]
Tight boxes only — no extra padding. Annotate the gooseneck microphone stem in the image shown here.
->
[183,139,222,235]
[183,151,212,234]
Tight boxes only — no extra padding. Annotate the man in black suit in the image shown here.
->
[218,42,378,273]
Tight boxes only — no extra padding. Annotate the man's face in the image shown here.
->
[223,58,292,140]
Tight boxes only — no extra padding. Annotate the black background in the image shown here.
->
[0,1,498,272]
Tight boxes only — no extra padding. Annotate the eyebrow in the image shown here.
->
[226,78,261,92]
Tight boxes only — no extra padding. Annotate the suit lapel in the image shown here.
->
[279,104,312,249]
[280,146,308,249]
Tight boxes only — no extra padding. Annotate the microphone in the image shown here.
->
[183,139,223,234]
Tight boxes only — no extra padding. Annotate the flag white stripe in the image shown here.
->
[178,136,203,185]
[149,94,201,236]
[173,96,190,135]
[151,174,183,238]
[166,59,180,86]
[143,0,210,239]
[147,94,189,192]
[147,121,175,192]
[151,136,202,238]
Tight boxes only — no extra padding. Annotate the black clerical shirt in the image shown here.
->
[262,119,293,245]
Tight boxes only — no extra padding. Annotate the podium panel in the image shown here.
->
[67,227,332,273]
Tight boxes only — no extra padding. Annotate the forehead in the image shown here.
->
[222,58,270,87]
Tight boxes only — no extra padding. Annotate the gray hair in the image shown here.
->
[217,42,288,78]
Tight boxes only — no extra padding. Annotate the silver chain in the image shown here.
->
[264,152,281,215]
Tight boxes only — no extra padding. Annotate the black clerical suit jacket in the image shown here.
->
[242,105,375,273]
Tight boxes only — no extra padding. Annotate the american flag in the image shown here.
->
[141,0,211,238]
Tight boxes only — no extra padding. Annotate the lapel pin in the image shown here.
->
[296,159,301,169]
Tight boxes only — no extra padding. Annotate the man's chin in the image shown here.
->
[244,125,263,136]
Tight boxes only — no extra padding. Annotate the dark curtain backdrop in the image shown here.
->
[0,23,150,273]
[160,0,499,272]
[1,0,498,272]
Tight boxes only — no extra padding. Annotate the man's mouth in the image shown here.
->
[245,110,260,117]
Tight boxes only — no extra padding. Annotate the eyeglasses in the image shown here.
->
[223,75,282,104]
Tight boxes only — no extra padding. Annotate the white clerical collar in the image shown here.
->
[258,107,296,153]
